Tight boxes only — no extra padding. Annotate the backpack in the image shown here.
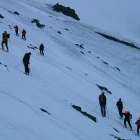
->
[124,111,132,119]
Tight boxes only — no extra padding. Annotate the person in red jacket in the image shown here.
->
[123,111,132,130]
[135,118,140,135]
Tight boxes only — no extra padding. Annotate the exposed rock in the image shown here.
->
[96,31,140,50]
[0,14,4,19]
[72,105,97,123]
[31,19,45,29]
[96,84,112,94]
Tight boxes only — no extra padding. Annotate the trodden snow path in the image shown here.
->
[0,0,140,140]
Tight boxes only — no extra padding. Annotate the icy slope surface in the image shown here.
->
[0,0,140,140]
[37,0,140,44]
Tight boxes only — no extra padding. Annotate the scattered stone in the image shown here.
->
[27,44,38,50]
[0,62,7,68]
[0,62,9,71]
[80,51,85,55]
[84,73,88,76]
[87,51,92,54]
[40,108,51,115]
[113,128,120,133]
[72,105,97,123]
[96,56,100,59]
[57,31,62,34]
[75,43,84,49]
[31,19,45,29]
[114,67,121,72]
[65,66,72,71]
[0,14,4,19]
[102,60,109,65]
[96,84,112,94]
[13,11,20,16]
[64,28,69,31]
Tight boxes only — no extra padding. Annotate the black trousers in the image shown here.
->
[124,118,132,129]
[22,35,26,40]
[40,49,44,55]
[100,105,106,117]
[118,108,123,118]
[1,41,8,51]
[137,126,140,135]
[16,31,19,36]
[23,63,29,75]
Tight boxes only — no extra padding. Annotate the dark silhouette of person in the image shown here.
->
[116,98,123,119]
[99,92,107,117]
[1,31,10,52]
[14,25,19,36]
[22,29,26,40]
[23,52,31,75]
[135,118,140,135]
[39,43,44,55]
[123,111,132,130]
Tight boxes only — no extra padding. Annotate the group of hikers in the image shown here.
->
[1,27,26,52]
[14,25,26,40]
[1,24,140,136]
[99,92,140,135]
[1,25,45,75]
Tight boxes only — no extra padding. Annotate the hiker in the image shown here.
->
[1,31,10,52]
[14,25,19,36]
[123,111,132,130]
[22,29,26,40]
[99,92,107,117]
[23,52,31,75]
[39,43,44,55]
[116,98,123,119]
[135,118,140,135]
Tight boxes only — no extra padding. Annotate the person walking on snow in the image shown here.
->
[14,25,19,36]
[135,118,140,135]
[123,111,132,130]
[99,92,107,117]
[23,52,31,75]
[22,29,26,40]
[39,43,44,56]
[1,31,10,52]
[116,98,123,119]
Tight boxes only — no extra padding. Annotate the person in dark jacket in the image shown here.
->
[22,29,26,40]
[135,118,140,135]
[14,25,19,36]
[23,52,31,75]
[116,98,123,119]
[123,111,132,130]
[39,43,44,55]
[99,92,107,117]
[1,31,10,52]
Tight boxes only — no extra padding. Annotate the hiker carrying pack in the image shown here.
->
[135,118,140,135]
[116,98,123,119]
[123,111,132,130]
[23,52,31,75]
[14,25,19,36]
[99,92,107,117]
[39,43,44,56]
[22,29,26,40]
[1,31,10,52]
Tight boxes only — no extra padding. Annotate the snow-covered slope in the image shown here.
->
[37,0,140,44]
[0,0,140,139]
